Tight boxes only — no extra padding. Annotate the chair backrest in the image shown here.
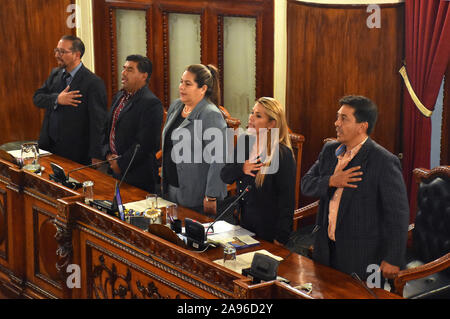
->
[412,166,450,267]
[219,105,241,131]
[288,131,305,209]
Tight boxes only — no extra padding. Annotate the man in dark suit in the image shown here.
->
[102,55,163,193]
[301,95,409,283]
[33,35,107,165]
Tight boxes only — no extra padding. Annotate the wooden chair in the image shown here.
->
[218,106,241,196]
[292,137,333,231]
[288,131,305,212]
[393,166,450,298]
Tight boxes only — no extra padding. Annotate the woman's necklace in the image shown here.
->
[183,105,193,115]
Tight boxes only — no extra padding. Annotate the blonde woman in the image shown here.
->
[220,97,296,246]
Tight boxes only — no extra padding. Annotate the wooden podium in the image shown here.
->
[0,154,400,299]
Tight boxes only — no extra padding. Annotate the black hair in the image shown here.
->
[61,35,85,58]
[339,95,378,135]
[186,64,221,107]
[126,54,153,83]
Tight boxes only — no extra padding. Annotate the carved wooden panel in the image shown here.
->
[22,171,78,207]
[75,204,239,298]
[32,206,61,290]
[0,188,7,261]
[86,243,186,299]
[0,160,12,182]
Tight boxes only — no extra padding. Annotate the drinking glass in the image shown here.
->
[21,142,40,173]
[83,181,94,204]
[223,245,237,269]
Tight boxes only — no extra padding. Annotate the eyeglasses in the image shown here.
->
[54,48,73,55]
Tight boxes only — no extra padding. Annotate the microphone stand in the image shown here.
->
[205,185,252,237]
[111,144,141,212]
[67,155,121,181]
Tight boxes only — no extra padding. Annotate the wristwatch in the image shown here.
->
[205,196,217,202]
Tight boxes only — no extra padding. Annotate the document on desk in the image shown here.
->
[124,198,176,212]
[214,249,283,273]
[205,221,256,246]
[8,149,51,159]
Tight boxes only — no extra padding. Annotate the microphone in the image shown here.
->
[49,156,122,189]
[205,185,252,236]
[112,144,140,220]
[117,144,140,189]
[185,185,252,250]
[91,144,140,220]
[67,155,121,181]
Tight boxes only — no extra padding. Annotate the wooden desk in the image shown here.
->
[0,154,401,299]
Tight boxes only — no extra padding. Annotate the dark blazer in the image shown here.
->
[33,65,107,164]
[102,86,163,193]
[301,138,409,279]
[220,134,296,244]
[33,64,107,165]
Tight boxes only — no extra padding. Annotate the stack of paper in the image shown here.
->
[205,221,257,247]
[125,198,176,213]
[8,149,51,159]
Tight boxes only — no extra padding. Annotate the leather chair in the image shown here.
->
[393,166,450,298]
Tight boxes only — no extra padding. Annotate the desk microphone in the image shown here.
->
[185,185,252,250]
[91,144,140,220]
[67,155,122,181]
[116,144,140,189]
[205,185,252,236]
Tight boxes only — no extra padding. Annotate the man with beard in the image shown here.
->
[33,35,107,165]
[101,55,163,193]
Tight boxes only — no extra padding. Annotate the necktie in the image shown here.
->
[109,92,132,155]
[61,72,71,90]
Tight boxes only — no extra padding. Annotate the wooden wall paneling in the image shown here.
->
[20,171,79,298]
[0,0,75,146]
[286,1,404,206]
[93,0,112,105]
[0,188,7,262]
[2,165,26,297]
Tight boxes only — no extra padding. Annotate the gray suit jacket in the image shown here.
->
[161,98,227,208]
[301,138,409,279]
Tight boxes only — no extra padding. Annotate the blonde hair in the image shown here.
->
[254,97,292,188]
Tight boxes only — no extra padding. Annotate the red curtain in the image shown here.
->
[402,0,450,222]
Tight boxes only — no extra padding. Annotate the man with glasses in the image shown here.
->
[33,35,107,165]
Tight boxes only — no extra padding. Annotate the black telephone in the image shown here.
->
[49,162,82,189]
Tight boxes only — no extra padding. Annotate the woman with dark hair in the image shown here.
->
[161,64,227,214]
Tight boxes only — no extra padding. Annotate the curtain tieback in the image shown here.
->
[399,65,433,117]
